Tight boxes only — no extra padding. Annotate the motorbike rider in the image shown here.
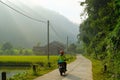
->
[58,50,67,71]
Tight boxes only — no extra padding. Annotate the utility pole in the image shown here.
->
[66,36,68,53]
[47,20,50,67]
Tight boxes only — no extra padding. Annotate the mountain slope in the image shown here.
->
[0,2,79,48]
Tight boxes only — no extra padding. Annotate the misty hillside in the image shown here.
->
[0,1,79,48]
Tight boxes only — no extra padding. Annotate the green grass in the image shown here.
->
[0,56,51,62]
[0,55,74,62]
[0,55,76,67]
[84,55,109,80]
[90,58,105,80]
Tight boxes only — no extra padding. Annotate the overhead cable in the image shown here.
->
[50,23,64,41]
[0,0,46,23]
[6,0,47,21]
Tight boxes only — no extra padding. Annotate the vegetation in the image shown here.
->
[85,55,110,80]
[0,42,34,55]
[78,0,120,79]
[0,56,48,63]
[68,43,77,53]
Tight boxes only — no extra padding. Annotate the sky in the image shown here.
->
[9,0,86,24]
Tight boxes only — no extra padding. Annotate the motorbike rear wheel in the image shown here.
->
[59,69,65,76]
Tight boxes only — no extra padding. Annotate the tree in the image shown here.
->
[78,0,120,79]
[1,42,13,51]
[68,43,77,53]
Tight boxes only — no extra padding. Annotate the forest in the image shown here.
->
[0,41,77,55]
[78,0,120,79]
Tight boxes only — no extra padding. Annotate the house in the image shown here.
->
[33,41,65,55]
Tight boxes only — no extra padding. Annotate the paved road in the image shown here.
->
[34,54,93,80]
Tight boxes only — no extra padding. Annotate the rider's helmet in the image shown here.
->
[60,50,64,55]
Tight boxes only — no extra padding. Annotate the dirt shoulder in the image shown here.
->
[34,54,93,80]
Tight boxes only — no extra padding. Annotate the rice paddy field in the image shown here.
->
[0,56,57,63]
[0,55,76,80]
[0,55,75,64]
[0,55,59,69]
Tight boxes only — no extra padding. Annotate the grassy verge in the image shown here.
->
[84,55,109,80]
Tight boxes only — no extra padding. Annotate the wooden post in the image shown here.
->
[104,64,107,72]
[2,72,6,80]
[33,65,36,73]
[66,36,68,53]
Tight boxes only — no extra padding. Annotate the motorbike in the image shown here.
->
[58,62,66,76]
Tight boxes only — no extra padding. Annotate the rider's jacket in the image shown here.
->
[58,54,66,63]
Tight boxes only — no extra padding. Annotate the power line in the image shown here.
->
[50,23,61,38]
[0,0,66,43]
[49,22,64,41]
[5,0,29,15]
[0,0,46,23]
[6,0,47,21]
